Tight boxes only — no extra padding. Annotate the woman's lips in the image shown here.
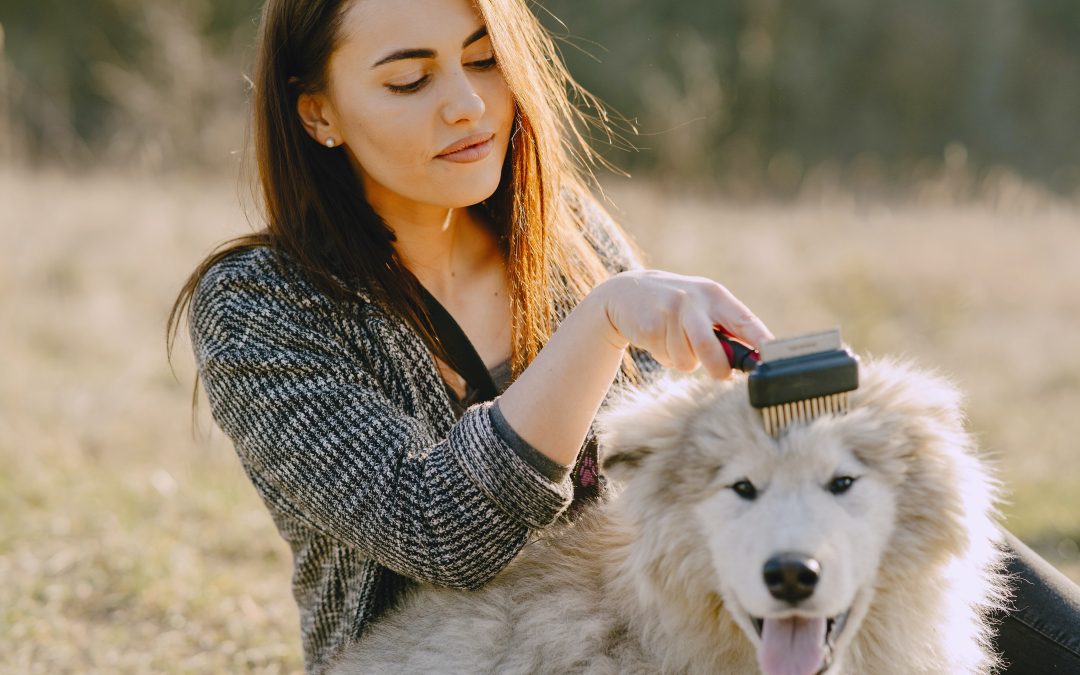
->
[436,133,495,163]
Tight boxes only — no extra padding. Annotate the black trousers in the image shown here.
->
[992,530,1080,672]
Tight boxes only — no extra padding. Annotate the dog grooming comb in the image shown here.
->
[713,327,860,438]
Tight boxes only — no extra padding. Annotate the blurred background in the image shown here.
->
[1,0,1077,672]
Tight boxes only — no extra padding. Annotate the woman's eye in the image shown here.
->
[467,56,498,70]
[387,74,431,94]
[731,480,757,501]
[385,56,495,94]
[827,475,857,495]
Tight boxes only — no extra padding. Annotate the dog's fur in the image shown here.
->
[331,359,1007,674]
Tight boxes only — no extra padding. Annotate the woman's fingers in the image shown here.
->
[706,284,774,348]
[685,310,735,378]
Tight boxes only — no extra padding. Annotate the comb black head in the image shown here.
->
[747,347,859,409]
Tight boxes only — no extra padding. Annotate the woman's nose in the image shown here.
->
[440,71,486,125]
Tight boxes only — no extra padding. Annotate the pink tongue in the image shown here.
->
[758,616,827,675]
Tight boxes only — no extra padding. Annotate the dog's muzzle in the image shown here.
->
[748,552,850,675]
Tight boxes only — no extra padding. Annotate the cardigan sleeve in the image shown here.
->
[188,254,575,590]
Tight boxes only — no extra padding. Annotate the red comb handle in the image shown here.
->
[713,326,761,373]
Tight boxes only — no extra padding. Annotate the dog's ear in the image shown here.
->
[844,358,990,523]
[840,360,968,478]
[601,444,653,478]
[597,372,706,481]
[846,358,1001,572]
[852,358,968,442]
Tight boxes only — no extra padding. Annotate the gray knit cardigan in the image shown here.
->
[188,204,662,673]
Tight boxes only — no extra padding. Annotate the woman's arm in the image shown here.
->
[497,270,773,466]
[190,253,573,590]
[496,191,772,468]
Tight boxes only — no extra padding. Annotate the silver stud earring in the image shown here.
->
[325,138,335,148]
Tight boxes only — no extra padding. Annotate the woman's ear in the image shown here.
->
[297,92,340,147]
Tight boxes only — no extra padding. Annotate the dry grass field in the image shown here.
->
[2,167,1077,673]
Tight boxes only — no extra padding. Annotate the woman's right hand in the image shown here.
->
[496,268,772,466]
[594,269,774,379]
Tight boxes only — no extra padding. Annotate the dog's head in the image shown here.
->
[597,358,1000,675]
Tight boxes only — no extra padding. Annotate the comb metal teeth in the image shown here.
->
[761,392,850,438]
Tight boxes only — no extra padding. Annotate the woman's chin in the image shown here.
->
[429,177,504,210]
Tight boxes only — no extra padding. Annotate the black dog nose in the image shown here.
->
[763,553,821,603]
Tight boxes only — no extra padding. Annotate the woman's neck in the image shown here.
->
[371,196,498,299]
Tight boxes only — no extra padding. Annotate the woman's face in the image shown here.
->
[307,0,516,212]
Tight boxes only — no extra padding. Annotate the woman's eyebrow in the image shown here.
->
[461,26,489,49]
[371,26,489,69]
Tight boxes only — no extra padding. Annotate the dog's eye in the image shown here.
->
[827,476,857,495]
[731,480,758,501]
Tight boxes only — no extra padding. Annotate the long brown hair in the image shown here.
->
[167,0,644,393]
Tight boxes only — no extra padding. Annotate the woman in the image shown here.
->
[169,0,1080,672]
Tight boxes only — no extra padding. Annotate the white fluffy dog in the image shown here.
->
[331,359,1007,674]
